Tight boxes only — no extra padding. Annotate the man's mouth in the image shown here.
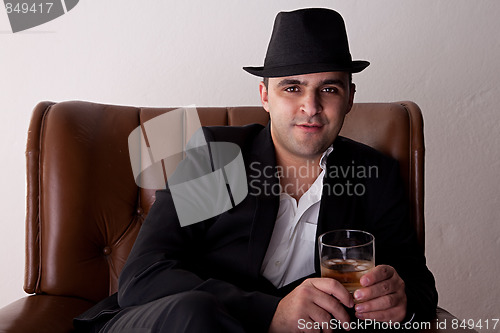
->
[296,123,323,132]
[298,123,322,127]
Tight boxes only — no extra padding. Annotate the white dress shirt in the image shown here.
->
[261,146,333,288]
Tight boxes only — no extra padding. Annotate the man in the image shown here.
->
[75,8,437,332]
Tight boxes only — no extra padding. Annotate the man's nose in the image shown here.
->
[300,91,322,117]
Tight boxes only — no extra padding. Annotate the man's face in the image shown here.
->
[259,71,355,162]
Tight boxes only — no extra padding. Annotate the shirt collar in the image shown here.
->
[319,145,334,170]
[279,145,334,202]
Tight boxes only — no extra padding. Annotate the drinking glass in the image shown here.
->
[318,229,375,295]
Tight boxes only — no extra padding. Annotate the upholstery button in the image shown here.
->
[136,207,143,215]
[103,246,112,255]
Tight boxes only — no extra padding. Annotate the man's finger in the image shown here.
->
[311,291,351,327]
[308,278,354,308]
[360,265,394,287]
[354,293,402,313]
[356,271,404,302]
[355,279,394,302]
[355,304,407,323]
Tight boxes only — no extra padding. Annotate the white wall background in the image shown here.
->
[1,0,499,329]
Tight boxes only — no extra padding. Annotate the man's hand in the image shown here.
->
[268,278,354,333]
[353,265,407,322]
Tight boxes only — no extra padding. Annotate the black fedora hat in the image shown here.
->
[243,8,369,77]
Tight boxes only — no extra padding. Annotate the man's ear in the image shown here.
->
[259,81,270,112]
[346,83,356,115]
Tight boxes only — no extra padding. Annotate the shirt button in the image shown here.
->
[275,261,281,267]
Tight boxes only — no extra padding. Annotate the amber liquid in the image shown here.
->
[320,259,374,293]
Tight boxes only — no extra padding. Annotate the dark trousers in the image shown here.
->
[100,291,246,333]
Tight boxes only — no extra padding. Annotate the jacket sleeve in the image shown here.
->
[369,158,438,322]
[117,188,280,332]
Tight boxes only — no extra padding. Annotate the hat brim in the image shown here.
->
[243,60,369,77]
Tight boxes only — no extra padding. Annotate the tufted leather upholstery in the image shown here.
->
[0,101,475,332]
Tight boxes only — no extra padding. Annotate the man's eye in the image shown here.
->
[284,86,299,92]
[322,87,338,93]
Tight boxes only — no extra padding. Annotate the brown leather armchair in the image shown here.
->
[0,101,476,332]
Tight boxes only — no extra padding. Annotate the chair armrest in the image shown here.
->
[0,295,94,333]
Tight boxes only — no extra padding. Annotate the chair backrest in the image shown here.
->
[24,101,424,303]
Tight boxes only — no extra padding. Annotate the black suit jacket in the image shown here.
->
[75,123,437,332]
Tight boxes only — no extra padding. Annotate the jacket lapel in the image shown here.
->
[246,124,280,279]
[315,137,357,272]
